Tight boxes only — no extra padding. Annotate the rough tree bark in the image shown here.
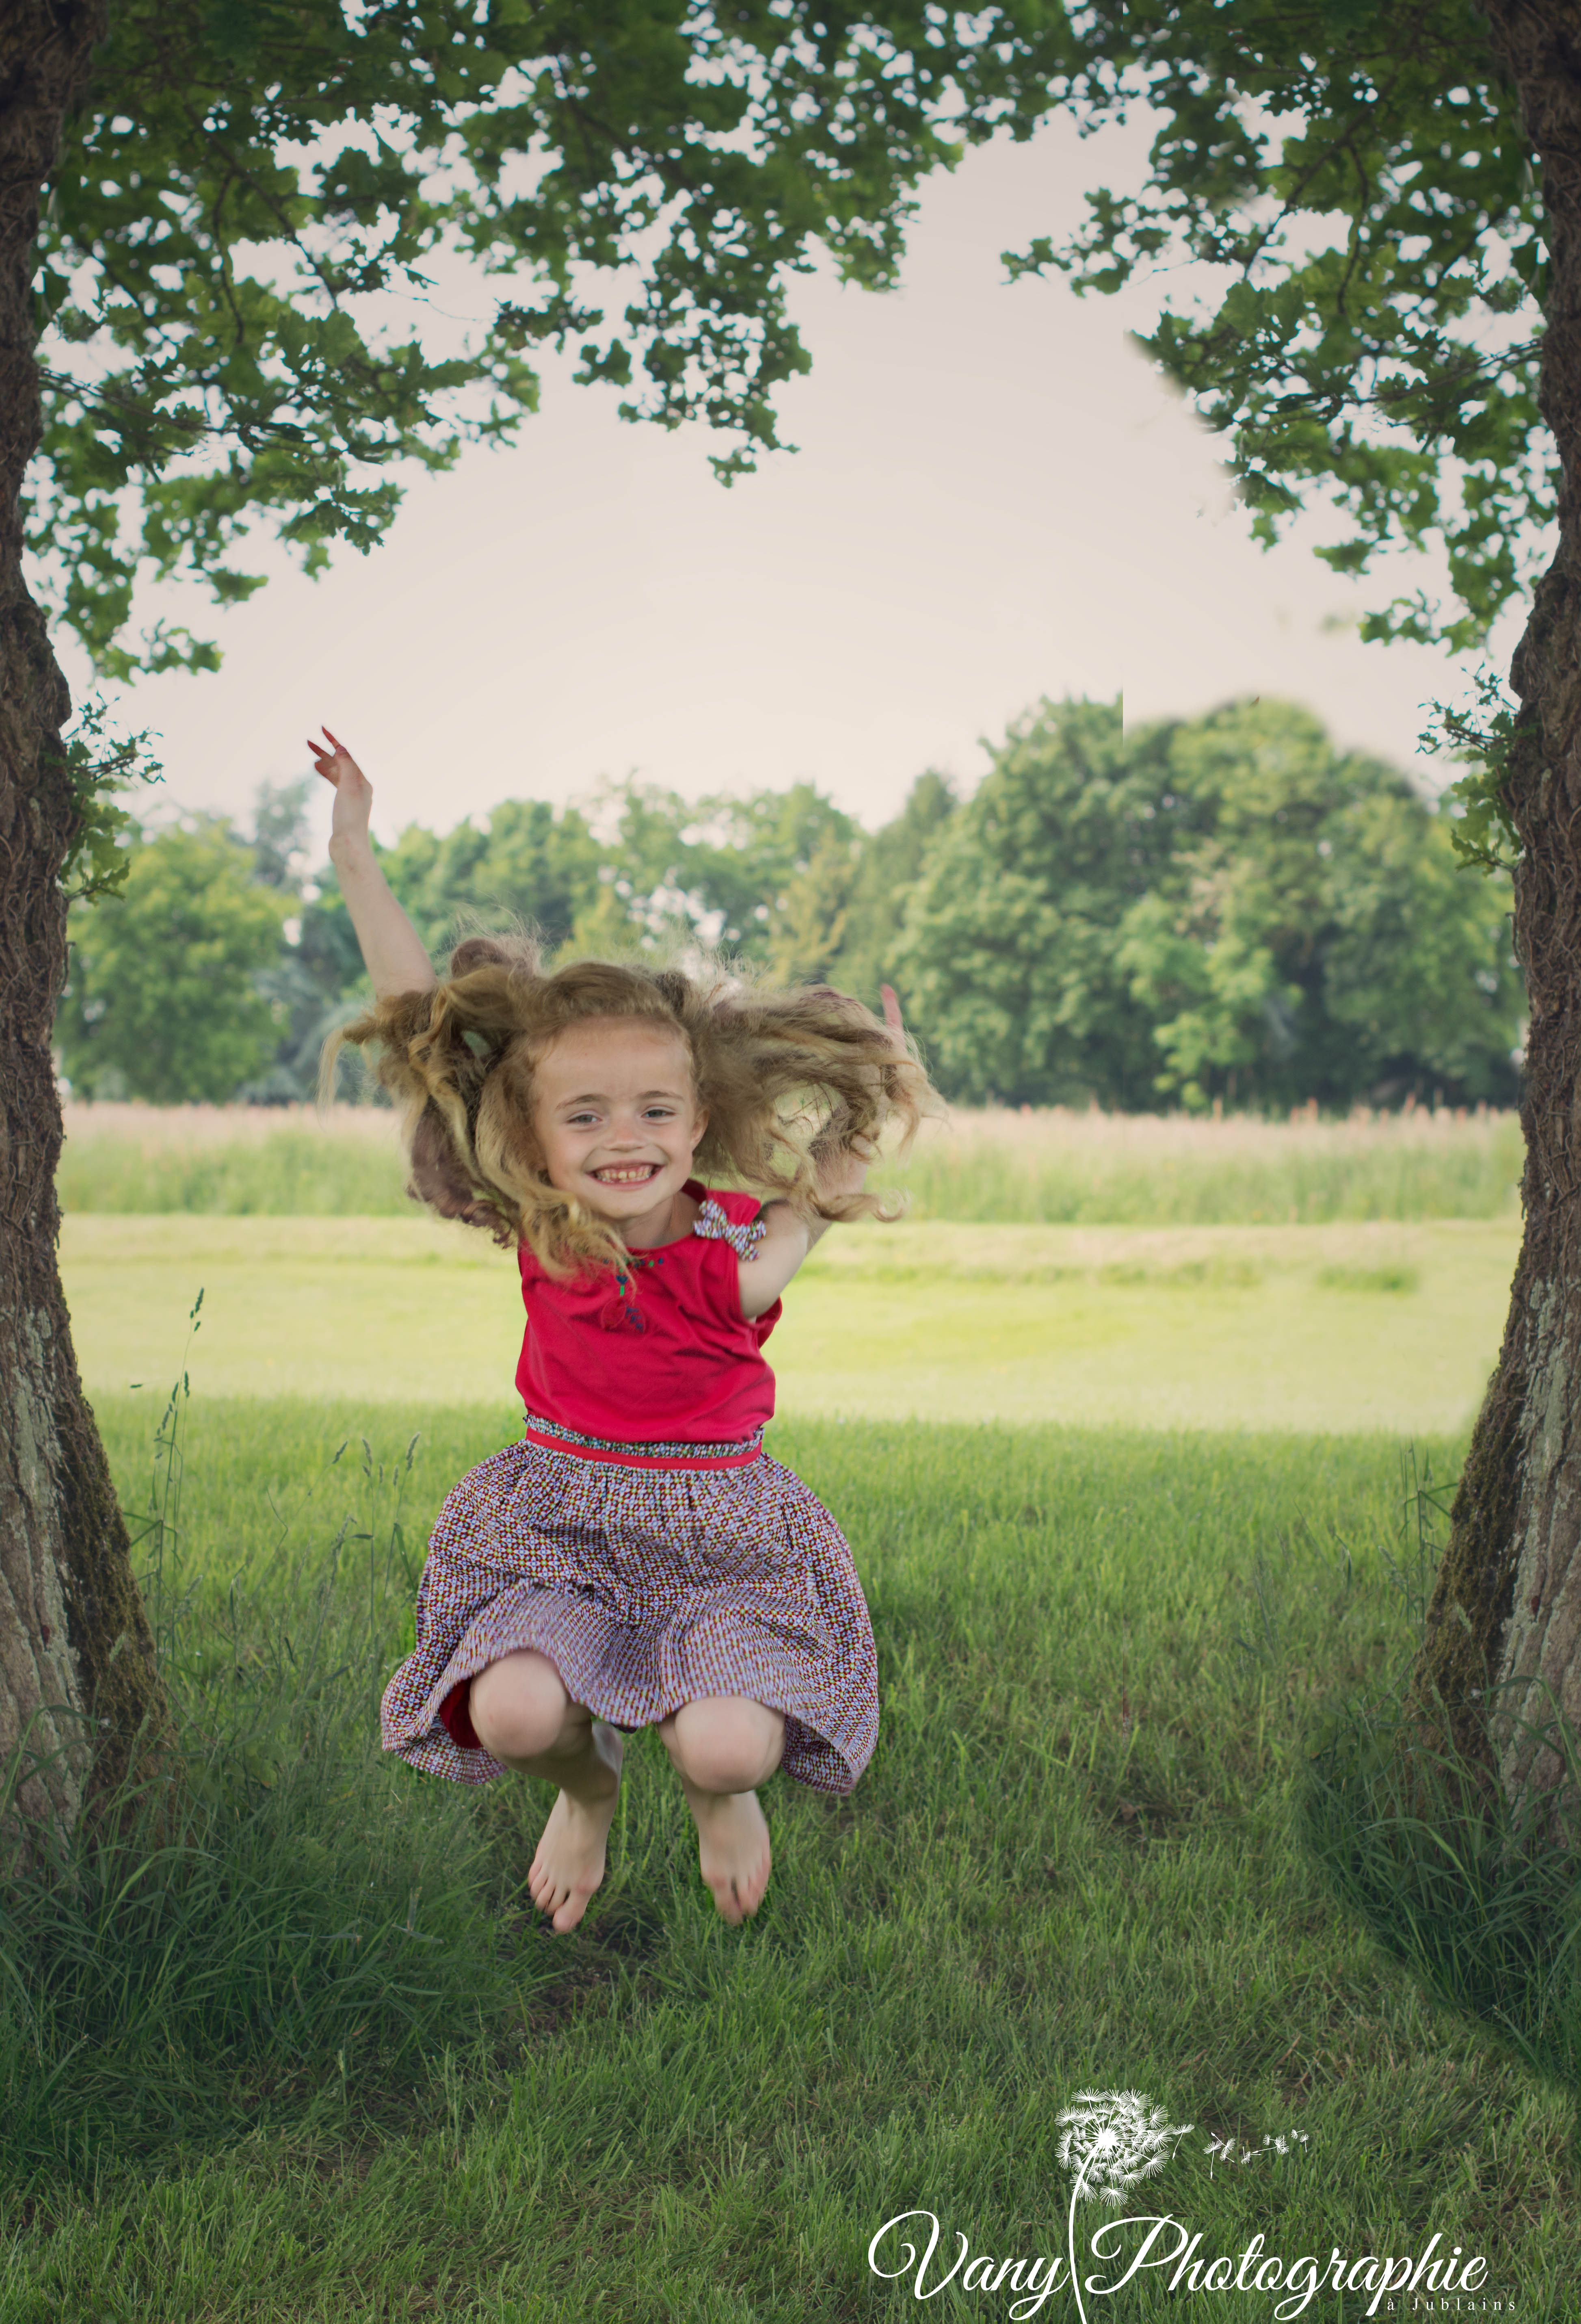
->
[1417,1,1581,1825]
[0,0,171,1838]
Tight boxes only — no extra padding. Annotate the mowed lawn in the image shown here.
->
[13,1403,1576,2320]
[61,1213,1520,1433]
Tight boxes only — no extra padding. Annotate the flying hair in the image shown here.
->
[320,935,936,1278]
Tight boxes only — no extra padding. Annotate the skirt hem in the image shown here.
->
[378,1441,879,1797]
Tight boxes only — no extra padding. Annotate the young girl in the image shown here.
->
[310,727,928,1934]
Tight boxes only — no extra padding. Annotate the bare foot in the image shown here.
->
[526,1724,623,1933]
[681,1781,773,1924]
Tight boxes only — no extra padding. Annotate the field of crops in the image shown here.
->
[56,1097,1525,1225]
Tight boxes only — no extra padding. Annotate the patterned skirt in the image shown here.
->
[379,1418,879,1794]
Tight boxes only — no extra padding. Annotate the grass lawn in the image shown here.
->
[61,1214,1518,1435]
[6,1400,1573,2318]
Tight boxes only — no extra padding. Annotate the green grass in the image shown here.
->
[61,1213,1519,1432]
[5,1398,1577,2316]
[58,1121,411,1218]
[882,1108,1525,1226]
[1315,1262,1421,1294]
[56,1101,1526,1225]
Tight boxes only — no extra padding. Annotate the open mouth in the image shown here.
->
[591,1163,662,1186]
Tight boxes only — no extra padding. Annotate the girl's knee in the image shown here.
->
[662,1696,785,1793]
[469,1649,582,1762]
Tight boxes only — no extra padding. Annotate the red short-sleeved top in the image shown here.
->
[514,1182,780,1456]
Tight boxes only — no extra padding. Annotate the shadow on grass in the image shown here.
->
[0,1355,544,2188]
[1301,1457,1581,2115]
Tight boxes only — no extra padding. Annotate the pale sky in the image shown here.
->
[67,110,1533,853]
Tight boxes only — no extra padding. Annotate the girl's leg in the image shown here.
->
[469,1649,623,1934]
[657,1698,786,1924]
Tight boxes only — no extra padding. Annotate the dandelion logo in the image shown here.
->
[1056,2090,1194,2324]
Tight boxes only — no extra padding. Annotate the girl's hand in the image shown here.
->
[307,726,374,853]
[744,995,904,1317]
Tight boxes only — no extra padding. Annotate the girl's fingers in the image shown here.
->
[307,727,367,789]
[880,984,905,1043]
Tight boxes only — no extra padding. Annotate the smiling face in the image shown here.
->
[530,1017,707,1244]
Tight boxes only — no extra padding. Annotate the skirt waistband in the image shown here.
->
[520,1409,766,1471]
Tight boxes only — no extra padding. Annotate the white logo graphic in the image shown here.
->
[869,2088,1495,2316]
[1056,2090,1193,2324]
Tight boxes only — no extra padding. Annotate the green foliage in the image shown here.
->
[58,823,290,1102]
[54,698,165,903]
[64,697,1520,1116]
[820,768,957,1006]
[290,777,870,991]
[1009,1,1547,650]
[1419,668,1525,874]
[595,776,863,961]
[892,697,1190,1106]
[1120,700,1523,1110]
[762,825,859,985]
[34,0,1076,681]
[223,780,369,1103]
[896,696,1523,1110]
[356,795,607,963]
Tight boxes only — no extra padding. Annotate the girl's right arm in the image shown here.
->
[308,727,437,998]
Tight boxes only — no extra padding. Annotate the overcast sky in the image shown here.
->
[69,110,1534,853]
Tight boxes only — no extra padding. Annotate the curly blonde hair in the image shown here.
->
[322,937,934,1278]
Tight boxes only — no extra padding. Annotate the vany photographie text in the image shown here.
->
[867,2213,1490,2319]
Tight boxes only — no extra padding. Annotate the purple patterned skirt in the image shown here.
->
[379,1419,879,1794]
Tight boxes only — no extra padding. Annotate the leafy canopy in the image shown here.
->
[35,4,1544,689]
[36,0,1076,681]
[1008,0,1545,656]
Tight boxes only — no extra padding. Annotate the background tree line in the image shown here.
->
[57,693,1523,1115]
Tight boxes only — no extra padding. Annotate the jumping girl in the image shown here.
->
[310,728,929,1933]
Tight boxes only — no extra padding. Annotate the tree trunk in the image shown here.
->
[1415,1,1581,1826]
[0,0,171,1841]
